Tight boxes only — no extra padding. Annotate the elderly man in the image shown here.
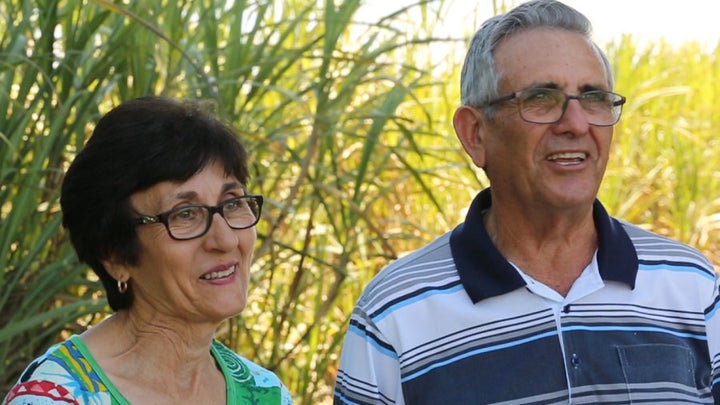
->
[333,0,720,403]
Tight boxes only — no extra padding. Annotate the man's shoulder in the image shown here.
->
[617,219,716,283]
[354,232,460,307]
[369,231,453,277]
[618,220,712,264]
[384,231,454,269]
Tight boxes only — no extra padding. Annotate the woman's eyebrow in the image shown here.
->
[168,181,243,203]
[221,181,244,194]
[174,190,199,201]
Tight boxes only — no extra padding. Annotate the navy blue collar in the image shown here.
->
[449,188,638,303]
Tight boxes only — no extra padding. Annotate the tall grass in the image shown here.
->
[0,0,122,383]
[0,0,456,402]
[601,37,720,265]
[1,0,718,403]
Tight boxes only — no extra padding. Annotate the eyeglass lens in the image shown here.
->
[167,197,261,239]
[518,88,622,126]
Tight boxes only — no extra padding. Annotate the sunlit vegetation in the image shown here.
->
[1,1,717,403]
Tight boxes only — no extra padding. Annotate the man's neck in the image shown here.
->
[483,205,598,296]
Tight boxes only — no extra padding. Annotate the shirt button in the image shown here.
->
[571,353,581,368]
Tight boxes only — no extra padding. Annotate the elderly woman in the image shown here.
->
[3,97,292,404]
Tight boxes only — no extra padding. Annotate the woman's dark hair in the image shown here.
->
[60,96,250,311]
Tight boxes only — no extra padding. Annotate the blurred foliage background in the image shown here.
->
[1,0,718,403]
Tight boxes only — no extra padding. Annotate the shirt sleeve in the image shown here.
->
[707,273,720,402]
[334,307,404,405]
[3,380,81,405]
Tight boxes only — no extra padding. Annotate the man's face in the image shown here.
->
[481,28,614,213]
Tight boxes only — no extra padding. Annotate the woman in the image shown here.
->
[3,97,292,404]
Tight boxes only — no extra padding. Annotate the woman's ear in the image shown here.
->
[100,257,130,284]
[453,106,487,169]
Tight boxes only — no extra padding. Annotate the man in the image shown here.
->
[333,1,720,403]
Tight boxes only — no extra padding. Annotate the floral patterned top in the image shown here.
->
[3,335,292,404]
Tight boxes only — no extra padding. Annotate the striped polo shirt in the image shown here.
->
[334,188,720,404]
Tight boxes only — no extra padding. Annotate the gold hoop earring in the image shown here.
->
[117,279,128,294]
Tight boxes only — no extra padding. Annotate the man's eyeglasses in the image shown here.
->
[134,195,263,240]
[481,87,626,127]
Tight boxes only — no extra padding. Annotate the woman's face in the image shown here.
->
[124,161,256,325]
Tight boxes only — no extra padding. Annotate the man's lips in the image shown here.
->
[546,151,588,166]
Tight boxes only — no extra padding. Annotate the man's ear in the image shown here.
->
[453,106,487,169]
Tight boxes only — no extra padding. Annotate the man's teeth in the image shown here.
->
[201,266,235,280]
[547,152,586,165]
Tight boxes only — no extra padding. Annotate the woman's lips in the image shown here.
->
[200,264,237,281]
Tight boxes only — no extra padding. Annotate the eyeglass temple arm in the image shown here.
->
[136,216,160,225]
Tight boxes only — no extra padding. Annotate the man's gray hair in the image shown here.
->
[460,0,614,117]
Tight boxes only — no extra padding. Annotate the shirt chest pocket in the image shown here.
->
[617,343,706,401]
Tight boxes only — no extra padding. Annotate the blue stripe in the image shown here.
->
[348,324,399,360]
[563,325,707,340]
[373,284,465,322]
[707,302,719,320]
[334,392,363,405]
[401,330,558,382]
[638,262,715,281]
[706,291,720,319]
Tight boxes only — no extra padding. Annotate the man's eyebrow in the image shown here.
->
[579,83,608,92]
[524,82,609,92]
[526,82,561,90]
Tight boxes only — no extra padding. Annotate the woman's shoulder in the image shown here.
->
[3,379,80,405]
[211,340,293,404]
[2,335,115,405]
[211,340,283,384]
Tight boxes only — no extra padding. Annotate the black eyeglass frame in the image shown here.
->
[134,194,264,241]
[480,87,627,127]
